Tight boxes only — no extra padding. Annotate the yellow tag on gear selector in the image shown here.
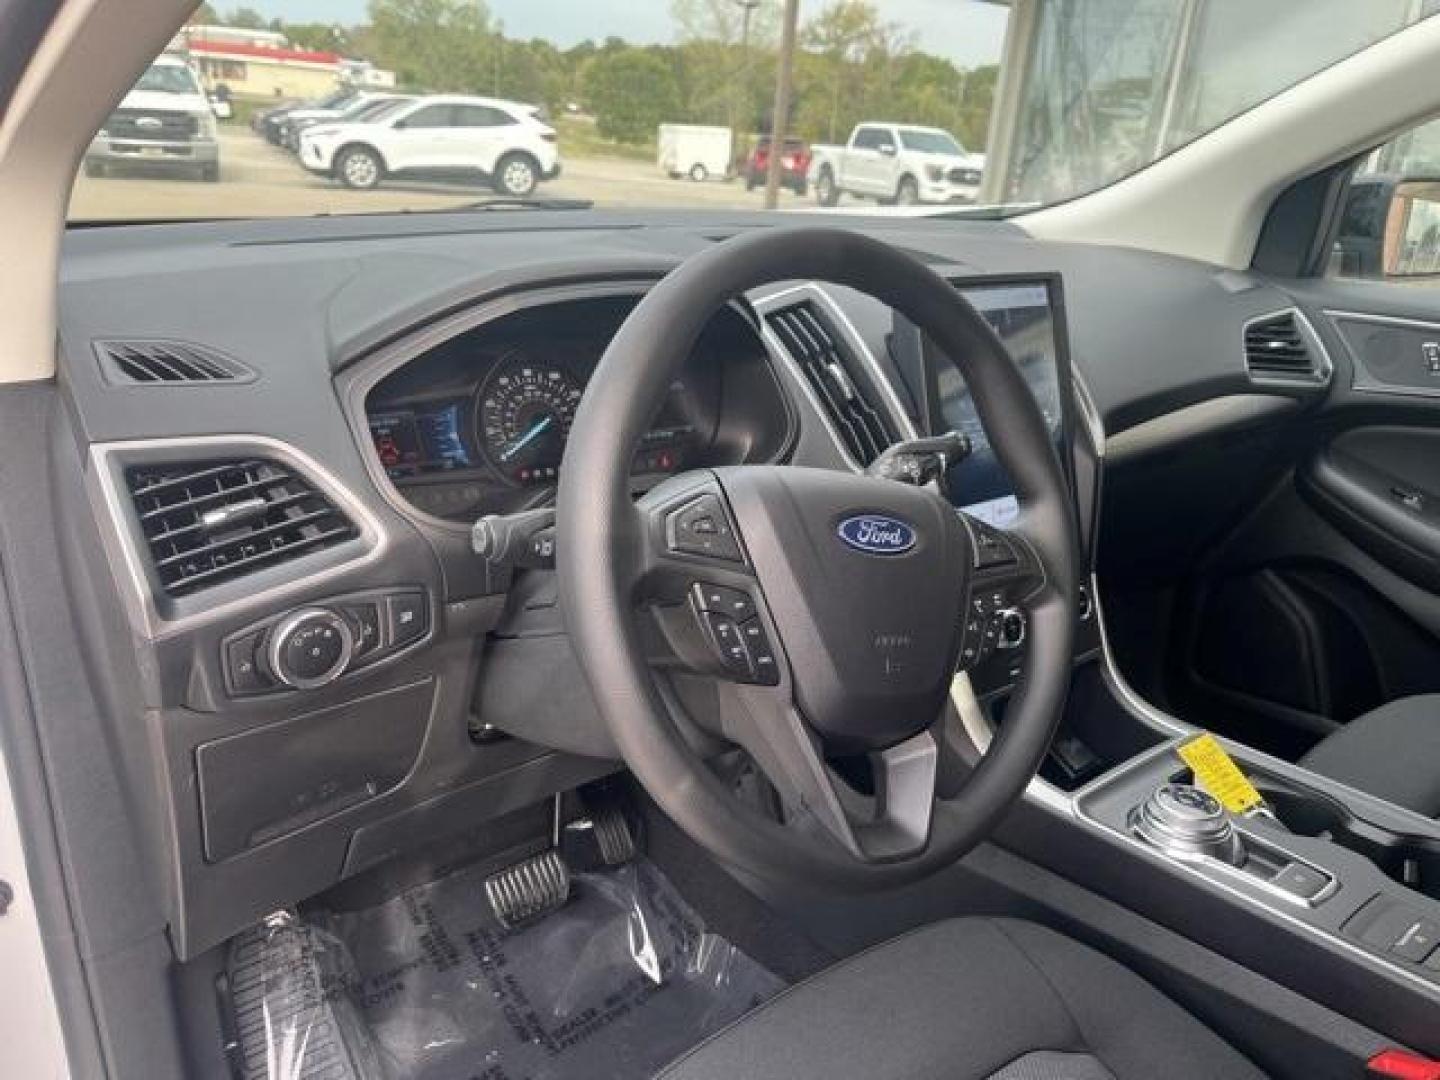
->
[1177,734,1266,815]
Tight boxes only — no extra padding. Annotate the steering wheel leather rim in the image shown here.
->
[557,227,1079,889]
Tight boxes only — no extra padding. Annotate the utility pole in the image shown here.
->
[764,0,799,209]
[734,0,760,154]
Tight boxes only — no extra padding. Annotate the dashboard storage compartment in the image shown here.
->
[197,680,434,861]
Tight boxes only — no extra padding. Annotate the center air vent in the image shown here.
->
[95,339,255,385]
[765,301,896,466]
[1243,312,1326,384]
[125,459,357,597]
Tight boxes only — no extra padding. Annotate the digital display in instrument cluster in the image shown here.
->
[368,400,472,478]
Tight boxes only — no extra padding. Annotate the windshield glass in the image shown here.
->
[899,129,964,156]
[134,62,203,96]
[69,1,1440,223]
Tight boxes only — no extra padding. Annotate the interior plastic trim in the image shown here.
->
[86,434,388,640]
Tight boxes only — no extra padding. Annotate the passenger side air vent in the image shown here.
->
[1243,312,1327,384]
[765,301,896,465]
[125,459,358,597]
[95,339,255,385]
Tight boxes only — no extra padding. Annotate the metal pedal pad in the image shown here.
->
[484,847,571,929]
[561,805,638,872]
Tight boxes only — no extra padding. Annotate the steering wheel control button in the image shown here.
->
[739,618,780,684]
[224,630,271,695]
[667,494,743,562]
[703,613,753,677]
[996,608,1027,650]
[691,582,757,622]
[970,521,1018,570]
[268,608,354,690]
[386,592,429,648]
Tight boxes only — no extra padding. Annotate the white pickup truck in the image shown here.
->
[809,123,985,207]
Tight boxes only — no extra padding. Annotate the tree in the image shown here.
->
[584,48,680,144]
[189,3,219,24]
[224,6,269,29]
[367,0,496,92]
[285,22,352,54]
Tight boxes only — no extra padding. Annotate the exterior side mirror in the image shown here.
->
[878,143,898,157]
[1335,174,1440,278]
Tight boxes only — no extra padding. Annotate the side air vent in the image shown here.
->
[765,301,896,465]
[1243,312,1327,384]
[125,459,358,597]
[95,339,255,385]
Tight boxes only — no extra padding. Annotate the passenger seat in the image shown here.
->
[1299,696,1440,818]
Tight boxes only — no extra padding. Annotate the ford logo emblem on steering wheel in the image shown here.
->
[837,514,917,556]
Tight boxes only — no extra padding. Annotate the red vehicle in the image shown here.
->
[745,136,810,196]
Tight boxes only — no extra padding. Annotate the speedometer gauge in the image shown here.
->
[476,352,583,485]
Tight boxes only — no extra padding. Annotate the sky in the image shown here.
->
[234,0,1012,69]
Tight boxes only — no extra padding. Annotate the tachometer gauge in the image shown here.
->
[476,352,583,485]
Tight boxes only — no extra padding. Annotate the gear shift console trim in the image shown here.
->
[1128,782,1338,908]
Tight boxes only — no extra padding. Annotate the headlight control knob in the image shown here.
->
[267,607,354,690]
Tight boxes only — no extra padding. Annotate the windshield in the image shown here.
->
[69,2,1440,223]
[134,62,202,96]
[899,129,964,156]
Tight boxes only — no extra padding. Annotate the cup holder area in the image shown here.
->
[1166,766,1440,900]
[1259,777,1440,901]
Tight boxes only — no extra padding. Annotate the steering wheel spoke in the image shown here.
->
[717,684,938,863]
[633,473,785,688]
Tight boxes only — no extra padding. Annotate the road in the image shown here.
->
[68,125,817,220]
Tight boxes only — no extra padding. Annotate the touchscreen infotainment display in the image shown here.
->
[925,280,1069,527]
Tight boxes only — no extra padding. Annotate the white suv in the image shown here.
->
[298,95,561,196]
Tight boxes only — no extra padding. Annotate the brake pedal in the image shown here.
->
[484,847,571,929]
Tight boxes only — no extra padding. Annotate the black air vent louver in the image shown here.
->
[125,459,357,597]
[95,339,254,385]
[1244,313,1321,381]
[765,301,895,465]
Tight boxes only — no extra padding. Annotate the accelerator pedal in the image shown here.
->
[563,803,638,871]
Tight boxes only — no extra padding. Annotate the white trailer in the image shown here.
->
[657,124,733,182]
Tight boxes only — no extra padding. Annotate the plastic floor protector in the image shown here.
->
[231,857,784,1080]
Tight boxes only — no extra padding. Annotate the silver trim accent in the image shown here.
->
[266,607,354,690]
[1326,307,1440,399]
[949,671,1440,996]
[87,435,388,641]
[1241,307,1334,389]
[753,283,920,473]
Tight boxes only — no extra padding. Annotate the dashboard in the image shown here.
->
[42,208,1336,963]
[361,294,790,521]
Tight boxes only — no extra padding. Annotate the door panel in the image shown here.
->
[1301,427,1440,592]
[1149,286,1440,762]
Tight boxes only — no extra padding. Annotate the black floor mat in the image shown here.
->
[228,857,783,1080]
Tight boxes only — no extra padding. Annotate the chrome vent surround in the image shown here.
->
[125,459,358,597]
[765,301,896,466]
[95,339,255,385]
[1243,312,1328,385]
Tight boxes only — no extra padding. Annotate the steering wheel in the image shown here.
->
[557,228,1078,889]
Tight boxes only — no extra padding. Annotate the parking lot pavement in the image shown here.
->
[67,126,815,221]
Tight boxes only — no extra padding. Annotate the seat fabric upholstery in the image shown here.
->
[656,917,1264,1080]
[1300,695,1440,818]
